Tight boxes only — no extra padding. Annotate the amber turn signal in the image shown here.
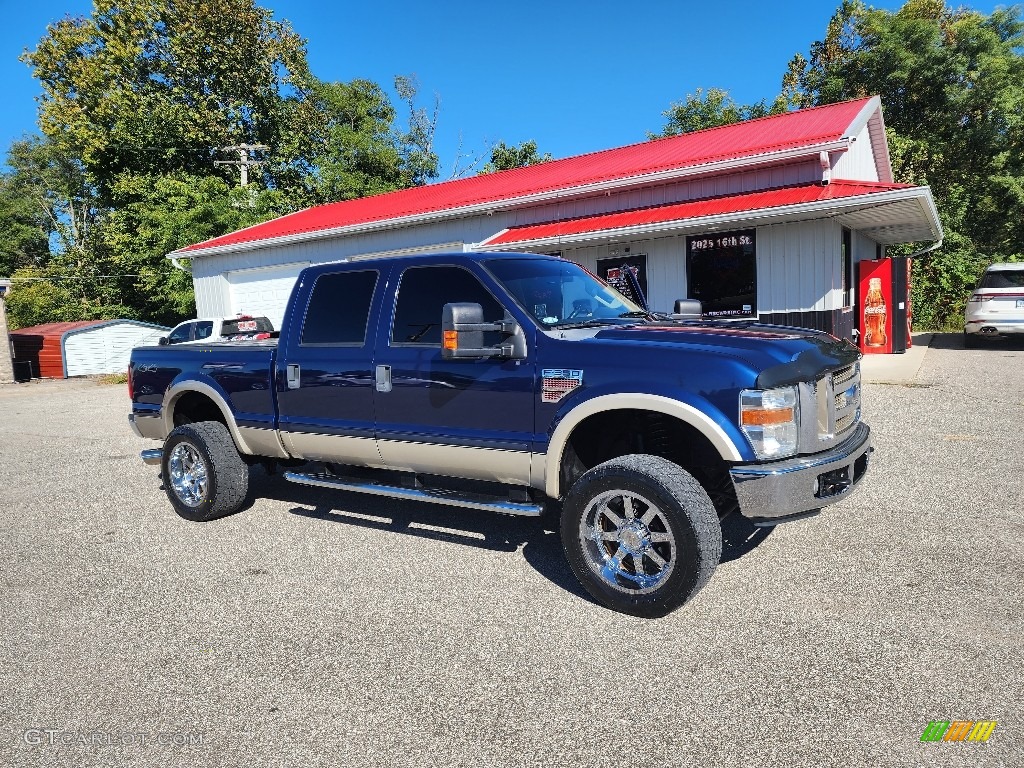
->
[740,407,795,427]
[443,330,458,350]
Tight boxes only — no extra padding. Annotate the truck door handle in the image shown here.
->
[375,364,392,393]
[286,364,301,389]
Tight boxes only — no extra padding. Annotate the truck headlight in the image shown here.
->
[739,385,799,459]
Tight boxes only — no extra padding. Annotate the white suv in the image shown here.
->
[964,263,1024,347]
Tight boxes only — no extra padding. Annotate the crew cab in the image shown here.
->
[128,252,872,617]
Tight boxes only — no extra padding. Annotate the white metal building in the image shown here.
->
[170,96,942,344]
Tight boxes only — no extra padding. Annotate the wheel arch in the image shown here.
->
[162,380,255,456]
[544,394,744,499]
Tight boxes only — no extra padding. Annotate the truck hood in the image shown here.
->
[586,321,861,385]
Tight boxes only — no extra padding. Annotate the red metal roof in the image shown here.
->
[9,321,105,338]
[179,97,876,255]
[483,181,914,246]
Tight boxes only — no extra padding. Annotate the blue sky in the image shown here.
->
[0,0,1007,176]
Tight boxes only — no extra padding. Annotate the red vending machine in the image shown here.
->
[858,258,912,354]
[858,259,893,354]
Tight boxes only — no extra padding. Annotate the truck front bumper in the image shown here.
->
[730,422,872,526]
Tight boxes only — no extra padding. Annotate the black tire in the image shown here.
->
[161,421,249,521]
[561,454,722,618]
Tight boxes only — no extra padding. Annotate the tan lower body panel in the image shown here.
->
[281,431,388,468]
[277,431,535,488]
[376,439,531,486]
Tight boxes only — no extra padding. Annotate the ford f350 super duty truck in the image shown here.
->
[129,251,871,617]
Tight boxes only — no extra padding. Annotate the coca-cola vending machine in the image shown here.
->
[858,257,911,354]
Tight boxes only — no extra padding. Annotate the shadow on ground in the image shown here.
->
[236,467,773,602]
[930,331,1024,351]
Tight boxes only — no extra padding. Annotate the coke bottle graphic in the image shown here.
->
[864,277,887,347]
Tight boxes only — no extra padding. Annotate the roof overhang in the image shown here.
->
[476,183,942,250]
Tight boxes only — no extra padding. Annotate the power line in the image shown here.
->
[7,274,143,282]
[214,144,269,187]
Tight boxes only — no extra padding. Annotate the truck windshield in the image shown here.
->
[485,258,643,328]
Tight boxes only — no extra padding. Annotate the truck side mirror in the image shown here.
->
[442,302,526,360]
[158,336,170,346]
[672,299,703,319]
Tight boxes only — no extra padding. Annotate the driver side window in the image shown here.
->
[391,266,504,346]
[167,323,193,344]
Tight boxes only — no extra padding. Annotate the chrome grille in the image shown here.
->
[831,363,861,436]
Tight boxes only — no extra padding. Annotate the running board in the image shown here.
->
[283,471,544,517]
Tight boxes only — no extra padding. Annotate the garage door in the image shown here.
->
[226,263,308,331]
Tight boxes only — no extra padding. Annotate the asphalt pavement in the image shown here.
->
[1,335,1021,767]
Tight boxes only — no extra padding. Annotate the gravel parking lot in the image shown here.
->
[1,335,1021,768]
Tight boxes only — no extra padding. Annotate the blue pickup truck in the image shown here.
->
[129,251,871,617]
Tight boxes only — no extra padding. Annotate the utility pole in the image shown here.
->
[0,280,15,384]
[215,144,269,187]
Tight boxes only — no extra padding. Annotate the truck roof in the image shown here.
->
[315,250,558,271]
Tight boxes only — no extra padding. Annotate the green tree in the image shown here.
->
[651,88,785,137]
[15,0,443,327]
[22,0,311,201]
[393,74,440,187]
[480,140,552,174]
[279,78,407,206]
[3,268,88,328]
[0,135,114,328]
[3,136,100,262]
[101,172,291,324]
[0,172,50,278]
[786,0,1024,329]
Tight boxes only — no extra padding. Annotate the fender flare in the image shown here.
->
[162,380,256,456]
[543,393,744,499]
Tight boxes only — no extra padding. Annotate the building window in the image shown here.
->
[686,230,756,318]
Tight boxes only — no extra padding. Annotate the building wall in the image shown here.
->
[192,210,880,341]
[556,236,687,313]
[757,219,843,315]
[831,123,880,182]
[550,218,872,323]
[504,159,825,229]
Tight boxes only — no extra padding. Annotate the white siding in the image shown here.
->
[852,229,881,263]
[832,124,880,182]
[189,219,499,320]
[64,322,168,377]
[540,220,850,317]
[559,236,689,313]
[507,160,823,229]
[756,220,843,313]
[226,262,309,330]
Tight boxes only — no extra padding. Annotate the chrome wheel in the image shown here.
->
[579,489,676,594]
[168,442,208,508]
